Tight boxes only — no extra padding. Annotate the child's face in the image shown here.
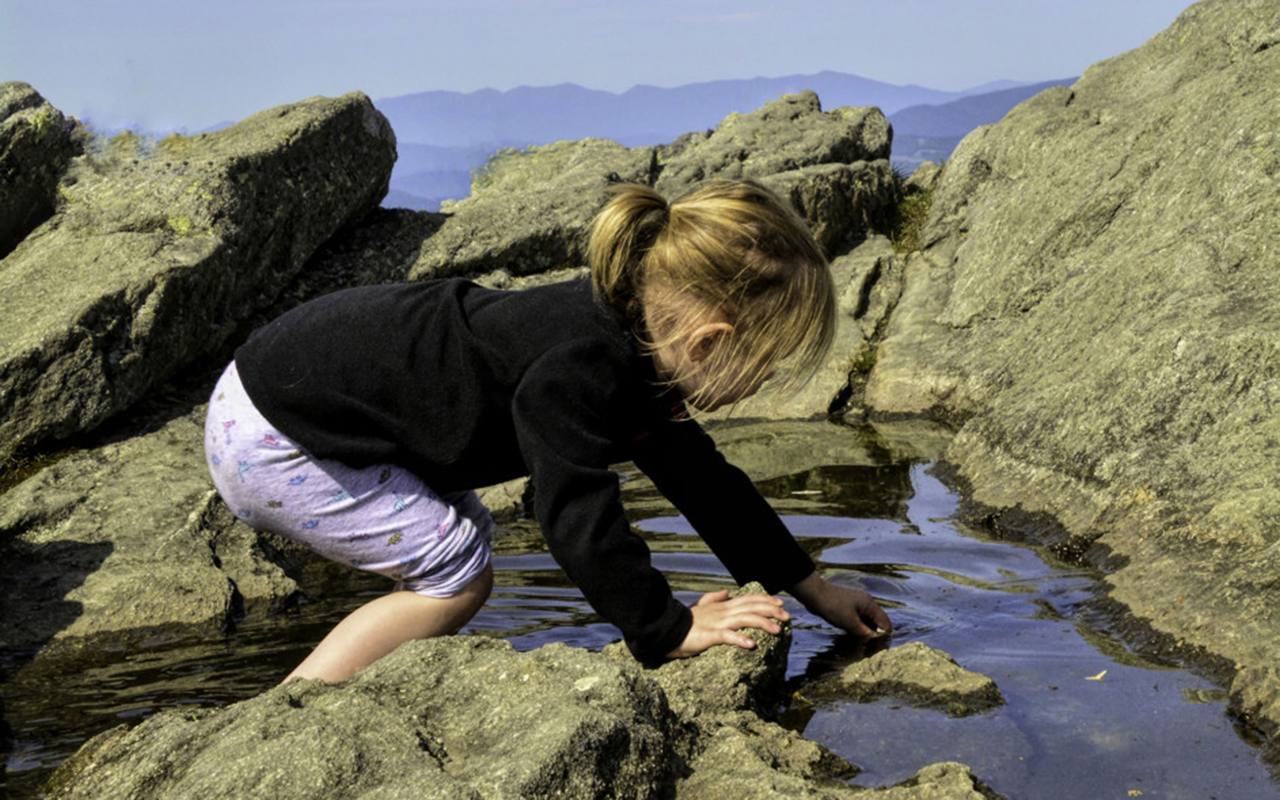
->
[679,365,771,412]
[654,320,771,411]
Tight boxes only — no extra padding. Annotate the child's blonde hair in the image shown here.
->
[588,179,835,409]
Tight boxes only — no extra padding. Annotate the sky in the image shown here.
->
[3,0,1195,133]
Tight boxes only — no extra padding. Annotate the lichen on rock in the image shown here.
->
[0,82,82,259]
[0,91,397,467]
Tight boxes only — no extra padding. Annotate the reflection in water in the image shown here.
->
[3,450,1277,799]
[756,464,916,522]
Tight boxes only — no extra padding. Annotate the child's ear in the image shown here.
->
[685,322,733,363]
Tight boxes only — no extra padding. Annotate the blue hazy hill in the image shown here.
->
[376,71,1076,210]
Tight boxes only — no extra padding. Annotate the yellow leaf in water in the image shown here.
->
[1128,790,1144,797]
[1086,670,1108,681]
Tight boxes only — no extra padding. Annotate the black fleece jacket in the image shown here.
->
[234,277,816,661]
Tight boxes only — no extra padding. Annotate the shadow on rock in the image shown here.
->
[0,540,114,659]
[0,539,112,790]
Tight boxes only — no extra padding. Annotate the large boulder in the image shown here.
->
[0,91,397,466]
[860,0,1280,738]
[759,160,897,258]
[0,408,300,651]
[0,82,81,259]
[408,92,896,281]
[46,594,1001,800]
[46,637,683,800]
[410,138,658,280]
[653,90,891,199]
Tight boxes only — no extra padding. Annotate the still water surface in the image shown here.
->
[2,436,1275,799]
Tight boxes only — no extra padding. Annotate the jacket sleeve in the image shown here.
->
[630,416,816,594]
[512,340,692,663]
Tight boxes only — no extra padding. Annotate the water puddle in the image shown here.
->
[2,422,1275,799]
[761,464,1271,799]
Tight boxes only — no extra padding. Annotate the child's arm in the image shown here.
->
[788,570,892,637]
[633,418,893,645]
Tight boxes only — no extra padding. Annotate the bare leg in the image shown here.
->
[284,562,493,684]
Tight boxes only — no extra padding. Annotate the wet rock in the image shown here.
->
[860,0,1280,740]
[1229,664,1280,744]
[677,721,862,800]
[872,762,1008,800]
[0,82,81,258]
[605,583,791,721]
[682,745,1004,800]
[0,91,396,465]
[0,409,299,650]
[811,642,1005,717]
[47,637,679,800]
[44,587,744,799]
[46,588,1001,800]
[407,92,897,282]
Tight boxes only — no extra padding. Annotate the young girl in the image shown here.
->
[205,178,891,683]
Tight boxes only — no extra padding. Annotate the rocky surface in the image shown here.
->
[5,0,1279,791]
[0,91,396,466]
[0,83,81,259]
[808,642,1005,717]
[409,91,897,281]
[45,587,1001,800]
[859,0,1280,742]
[0,408,302,651]
[411,137,657,281]
[651,91,891,199]
[759,161,897,259]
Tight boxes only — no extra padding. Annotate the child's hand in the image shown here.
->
[790,571,892,638]
[667,589,790,658]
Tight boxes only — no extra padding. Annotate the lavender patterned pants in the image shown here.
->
[204,361,493,598]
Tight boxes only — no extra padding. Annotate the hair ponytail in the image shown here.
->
[588,185,669,319]
[587,179,835,410]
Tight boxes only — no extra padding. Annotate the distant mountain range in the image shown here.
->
[375,72,1075,211]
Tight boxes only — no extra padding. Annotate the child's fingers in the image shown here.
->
[720,630,758,649]
[694,591,790,622]
[694,589,732,607]
[844,617,877,637]
[712,603,787,636]
[868,603,893,634]
[722,593,790,622]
